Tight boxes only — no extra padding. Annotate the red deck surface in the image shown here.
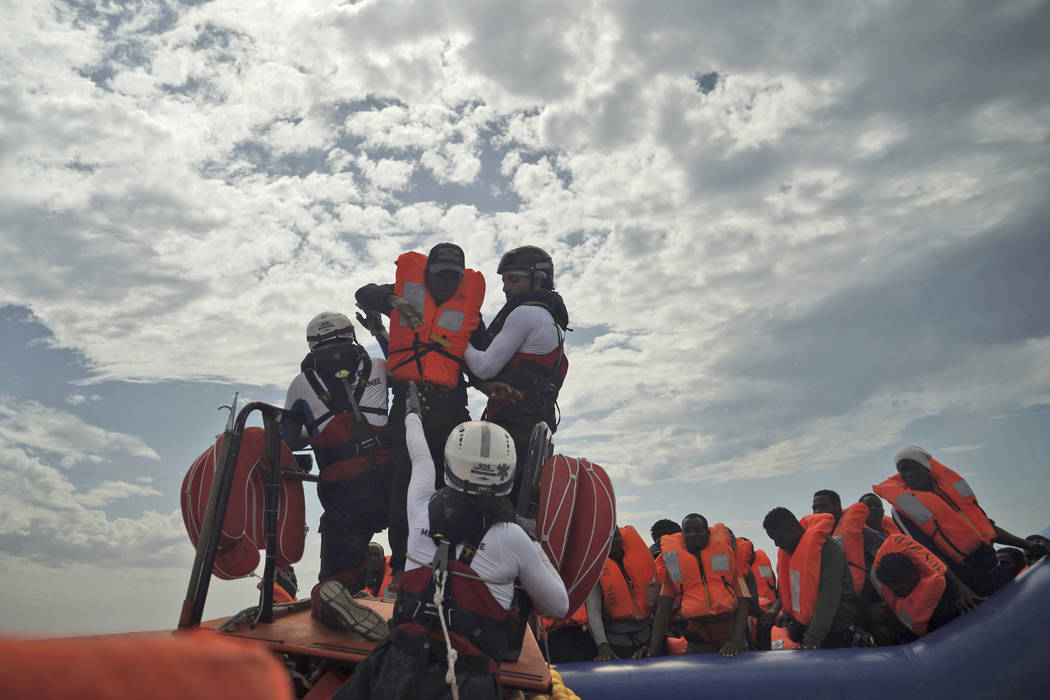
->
[198,595,552,691]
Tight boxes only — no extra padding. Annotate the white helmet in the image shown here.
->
[444,421,517,496]
[306,311,355,350]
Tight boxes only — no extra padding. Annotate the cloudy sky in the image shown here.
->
[2,0,1049,634]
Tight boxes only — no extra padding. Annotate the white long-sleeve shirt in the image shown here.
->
[464,305,561,380]
[281,356,388,450]
[404,413,568,617]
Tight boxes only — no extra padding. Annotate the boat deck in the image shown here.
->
[200,594,551,691]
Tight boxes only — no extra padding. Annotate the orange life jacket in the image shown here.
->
[878,515,903,537]
[387,251,484,388]
[665,636,688,655]
[778,513,834,626]
[380,556,393,598]
[256,581,295,604]
[770,624,800,650]
[735,538,755,582]
[873,458,995,564]
[833,502,870,595]
[871,534,947,636]
[751,549,778,611]
[656,525,738,619]
[599,526,657,622]
[363,556,393,598]
[542,603,588,631]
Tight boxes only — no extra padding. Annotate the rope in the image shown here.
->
[432,566,460,700]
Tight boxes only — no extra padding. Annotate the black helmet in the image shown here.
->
[497,246,554,286]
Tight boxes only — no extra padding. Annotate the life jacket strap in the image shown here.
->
[312,435,389,467]
[388,336,467,376]
[302,367,386,468]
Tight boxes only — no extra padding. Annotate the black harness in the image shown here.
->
[390,494,516,662]
[486,290,569,413]
[388,333,470,380]
[300,341,387,467]
[390,541,514,664]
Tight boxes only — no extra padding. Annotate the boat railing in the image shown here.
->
[177,397,317,630]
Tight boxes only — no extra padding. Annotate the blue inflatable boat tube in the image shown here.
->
[558,538,1050,700]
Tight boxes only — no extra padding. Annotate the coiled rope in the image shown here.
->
[432,566,459,700]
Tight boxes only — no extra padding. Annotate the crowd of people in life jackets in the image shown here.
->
[541,445,1050,664]
[272,241,1048,700]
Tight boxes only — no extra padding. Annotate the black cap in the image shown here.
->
[427,242,465,274]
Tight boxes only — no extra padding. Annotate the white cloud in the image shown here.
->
[0,442,182,567]
[0,397,159,466]
[972,100,1050,145]
[0,398,171,565]
[77,480,164,508]
[1,0,1048,514]
[939,444,986,454]
[2,0,1050,636]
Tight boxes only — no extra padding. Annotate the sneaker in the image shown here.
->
[318,580,390,641]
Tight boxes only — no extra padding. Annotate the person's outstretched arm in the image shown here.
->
[405,409,436,518]
[647,595,673,657]
[994,525,1050,557]
[585,585,616,660]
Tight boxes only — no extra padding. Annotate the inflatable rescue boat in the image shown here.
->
[1,396,1047,700]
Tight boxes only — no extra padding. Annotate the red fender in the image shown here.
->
[536,455,617,614]
[181,427,306,579]
[536,454,580,568]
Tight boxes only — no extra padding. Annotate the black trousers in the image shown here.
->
[336,638,500,700]
[317,459,391,587]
